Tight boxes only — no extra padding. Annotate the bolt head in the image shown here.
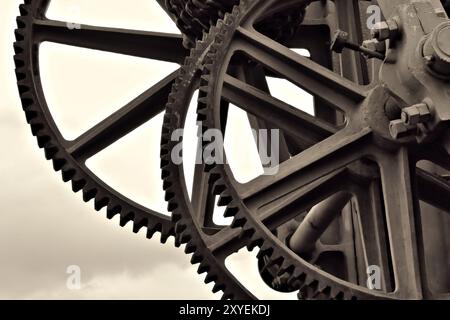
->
[331,30,349,53]
[371,20,399,41]
[401,108,420,126]
[389,120,410,139]
[363,39,386,54]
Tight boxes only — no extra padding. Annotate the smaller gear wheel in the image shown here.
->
[13,0,187,245]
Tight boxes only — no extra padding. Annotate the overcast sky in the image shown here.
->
[0,0,304,300]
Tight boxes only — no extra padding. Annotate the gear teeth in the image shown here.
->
[212,178,226,195]
[212,283,225,293]
[175,222,187,234]
[241,224,256,239]
[277,264,295,277]
[44,144,58,160]
[317,282,329,294]
[52,157,67,172]
[106,204,121,219]
[231,211,246,228]
[178,231,191,244]
[185,242,196,254]
[191,252,203,264]
[132,216,148,233]
[94,196,109,211]
[223,205,238,218]
[308,280,319,292]
[160,231,170,244]
[256,245,274,260]
[119,212,134,227]
[334,291,345,300]
[247,235,262,251]
[343,291,354,301]
[61,166,76,182]
[82,185,97,202]
[217,190,232,206]
[304,274,315,286]
[146,227,159,240]
[320,286,331,298]
[197,261,209,274]
[264,256,284,270]
[72,175,86,192]
[221,292,234,300]
[204,273,217,284]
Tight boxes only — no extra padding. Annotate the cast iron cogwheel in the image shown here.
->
[197,0,450,300]
[13,0,188,244]
[160,0,379,300]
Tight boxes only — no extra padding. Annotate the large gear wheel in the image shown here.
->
[161,0,369,299]
[197,0,450,299]
[13,0,191,243]
[162,0,450,300]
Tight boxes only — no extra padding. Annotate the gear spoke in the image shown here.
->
[67,70,178,161]
[258,169,348,231]
[33,19,187,63]
[206,227,249,258]
[233,26,367,114]
[234,63,292,161]
[237,127,372,202]
[222,74,336,147]
[416,168,450,213]
[191,164,220,229]
[376,148,423,299]
[351,180,393,292]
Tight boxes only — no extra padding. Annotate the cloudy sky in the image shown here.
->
[0,0,304,300]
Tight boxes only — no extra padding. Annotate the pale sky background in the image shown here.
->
[0,0,311,300]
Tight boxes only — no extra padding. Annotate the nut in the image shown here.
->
[362,39,386,53]
[389,120,416,139]
[330,30,349,53]
[371,19,399,41]
[401,103,432,126]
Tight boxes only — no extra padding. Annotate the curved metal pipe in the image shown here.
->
[289,192,352,256]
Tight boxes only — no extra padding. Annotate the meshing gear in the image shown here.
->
[165,0,306,47]
[14,0,450,299]
[163,0,450,299]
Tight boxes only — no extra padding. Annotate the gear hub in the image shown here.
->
[423,21,450,77]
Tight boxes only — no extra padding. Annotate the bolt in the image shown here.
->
[371,19,400,41]
[362,39,386,54]
[331,30,385,60]
[330,30,350,54]
[401,103,432,126]
[389,120,417,139]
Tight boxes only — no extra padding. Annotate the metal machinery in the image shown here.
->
[14,0,450,299]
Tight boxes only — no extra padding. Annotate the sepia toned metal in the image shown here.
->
[161,0,450,299]
[15,0,450,300]
[13,0,188,243]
